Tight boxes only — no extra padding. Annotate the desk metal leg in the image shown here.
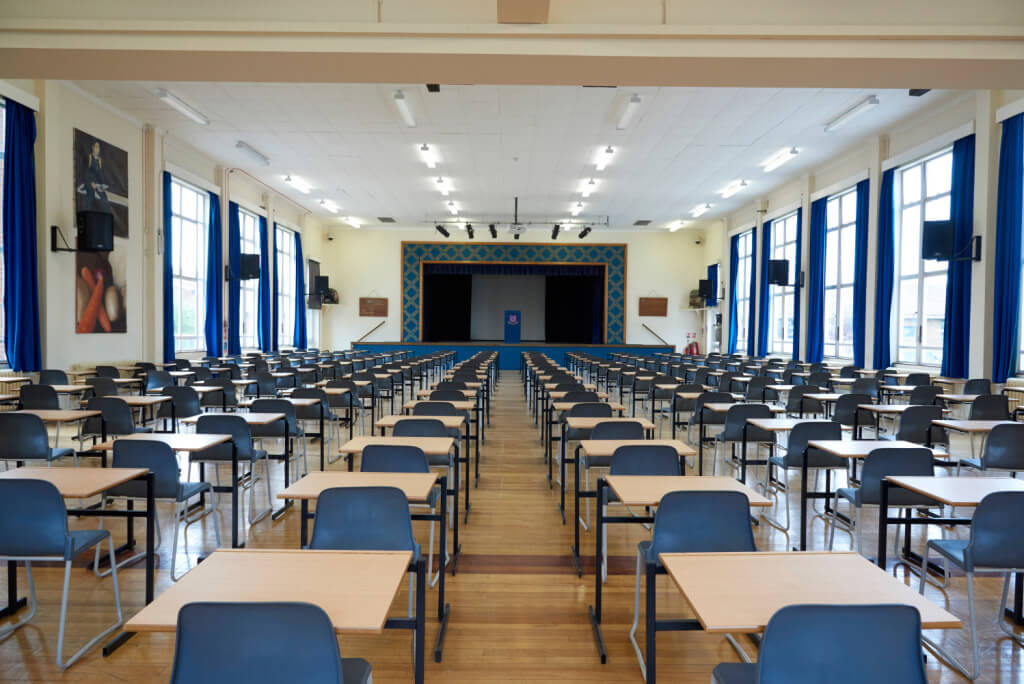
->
[2,562,26,619]
[646,562,657,684]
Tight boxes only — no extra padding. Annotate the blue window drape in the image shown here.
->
[756,220,772,357]
[293,231,307,349]
[226,201,241,355]
[852,179,870,368]
[747,229,758,356]
[271,223,279,352]
[805,197,828,364]
[162,171,175,363]
[791,209,803,361]
[203,191,223,357]
[1,99,41,372]
[873,169,896,369]
[942,135,975,379]
[706,264,719,307]
[256,215,272,352]
[992,114,1024,383]
[727,234,740,353]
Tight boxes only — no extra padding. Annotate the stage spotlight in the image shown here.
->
[435,224,450,238]
[552,224,560,240]
[466,223,474,239]
[578,226,592,239]
[489,223,497,239]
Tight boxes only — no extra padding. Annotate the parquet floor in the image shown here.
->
[1,372,1022,682]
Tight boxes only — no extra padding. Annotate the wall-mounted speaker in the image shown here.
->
[76,211,114,252]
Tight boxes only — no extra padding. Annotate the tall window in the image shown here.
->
[734,230,754,348]
[238,209,260,350]
[824,189,857,359]
[0,101,6,364]
[276,225,296,349]
[895,148,953,366]
[768,212,799,355]
[170,177,209,352]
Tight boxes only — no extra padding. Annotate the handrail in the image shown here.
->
[356,320,386,343]
[642,323,670,346]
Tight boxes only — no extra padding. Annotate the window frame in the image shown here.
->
[823,187,858,361]
[237,208,261,351]
[169,176,209,354]
[275,224,297,349]
[768,211,799,356]
[733,230,755,350]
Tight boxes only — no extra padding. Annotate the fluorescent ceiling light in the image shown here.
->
[616,93,642,130]
[419,143,438,168]
[595,145,615,171]
[824,94,879,133]
[719,179,749,199]
[571,202,583,217]
[668,220,689,232]
[284,174,312,194]
[761,147,799,173]
[343,216,363,229]
[447,200,458,216]
[393,90,416,128]
[434,177,451,196]
[319,199,339,214]
[580,178,599,198]
[157,88,209,126]
[690,203,712,218]
[235,140,270,167]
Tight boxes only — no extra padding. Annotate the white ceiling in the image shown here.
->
[74,81,948,230]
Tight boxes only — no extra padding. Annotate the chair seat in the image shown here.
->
[769,454,844,469]
[959,457,983,470]
[565,427,592,441]
[193,447,268,463]
[837,486,858,505]
[637,540,659,565]
[134,425,155,434]
[427,454,452,467]
[179,480,213,501]
[49,447,75,462]
[581,454,611,469]
[66,528,110,560]
[928,538,968,570]
[711,662,757,684]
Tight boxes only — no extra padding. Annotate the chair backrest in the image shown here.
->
[39,369,68,385]
[608,444,681,476]
[904,372,931,387]
[786,385,823,413]
[429,390,467,402]
[566,402,613,419]
[250,398,297,432]
[562,391,600,403]
[0,412,52,461]
[412,401,457,417]
[962,378,992,395]
[755,604,927,684]
[694,391,733,414]
[832,393,875,427]
[19,383,59,410]
[436,380,466,390]
[111,439,182,499]
[309,486,417,553]
[89,396,137,435]
[291,387,330,419]
[851,377,879,399]
[648,491,757,558]
[170,602,345,684]
[146,370,173,392]
[360,444,431,473]
[191,367,213,383]
[160,385,202,419]
[195,414,257,461]
[969,394,1010,420]
[721,403,773,441]
[745,376,777,402]
[895,405,945,444]
[980,423,1024,471]
[839,365,858,378]
[590,420,645,440]
[807,371,831,388]
[907,385,941,406]
[392,418,448,438]
[173,359,192,370]
[95,365,120,379]
[856,447,935,506]
[0,479,70,558]
[965,491,1024,570]
[781,421,843,468]
[86,376,118,398]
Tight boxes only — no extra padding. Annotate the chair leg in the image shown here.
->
[428,505,438,588]
[997,573,1024,646]
[0,562,38,637]
[56,538,123,670]
[627,550,647,681]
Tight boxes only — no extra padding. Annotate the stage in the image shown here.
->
[353,341,675,370]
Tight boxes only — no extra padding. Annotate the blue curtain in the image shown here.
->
[727,234,740,353]
[293,231,307,349]
[873,169,896,369]
[226,202,241,355]
[853,179,870,368]
[942,135,975,378]
[791,209,803,361]
[805,197,828,364]
[1,100,41,372]
[707,264,719,307]
[256,215,272,352]
[992,114,1024,383]
[747,229,758,355]
[271,223,279,351]
[203,191,223,357]
[756,220,771,356]
[162,172,175,363]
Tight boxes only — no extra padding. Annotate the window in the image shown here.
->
[238,208,260,350]
[768,212,799,355]
[275,224,296,349]
[824,189,858,360]
[306,259,320,349]
[734,230,755,348]
[894,148,953,366]
[0,100,6,364]
[169,177,208,352]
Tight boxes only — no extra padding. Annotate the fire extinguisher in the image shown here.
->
[685,341,700,355]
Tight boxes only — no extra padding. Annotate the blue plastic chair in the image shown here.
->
[169,602,370,684]
[0,412,74,465]
[194,414,273,529]
[711,604,927,684]
[0,479,122,669]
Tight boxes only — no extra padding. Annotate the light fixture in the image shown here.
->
[578,226,592,239]
[157,88,209,126]
[690,203,712,218]
[447,200,458,216]
[435,224,450,238]
[342,216,363,229]
[761,147,799,173]
[824,94,879,133]
[571,202,583,217]
[466,224,474,239]
[719,179,749,199]
[284,175,312,194]
[580,178,599,198]
[393,90,416,128]
[419,143,438,168]
[488,224,498,239]
[668,220,689,232]
[434,177,451,196]
[319,199,339,214]
[595,145,615,171]
[235,140,270,167]
[616,93,642,130]
[551,224,560,240]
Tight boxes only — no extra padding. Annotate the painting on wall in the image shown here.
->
[73,128,129,238]
[75,251,127,334]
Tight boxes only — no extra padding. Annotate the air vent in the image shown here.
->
[633,220,652,226]
[426,84,440,93]
[908,89,931,97]
[377,217,396,223]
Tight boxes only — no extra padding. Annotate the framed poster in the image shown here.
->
[73,129,129,238]
[359,297,388,317]
[638,297,668,316]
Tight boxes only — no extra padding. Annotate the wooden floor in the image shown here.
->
[2,372,1023,682]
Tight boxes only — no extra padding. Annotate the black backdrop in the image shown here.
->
[422,274,473,341]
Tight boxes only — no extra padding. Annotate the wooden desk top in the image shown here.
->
[270,371,296,378]
[882,384,917,392]
[278,471,439,503]
[0,466,149,498]
[745,418,828,432]
[605,475,771,507]
[119,395,170,407]
[765,384,796,392]
[0,376,32,384]
[936,394,980,403]
[553,401,626,413]
[231,379,257,386]
[807,439,937,459]
[175,385,222,395]
[676,392,702,400]
[579,439,695,458]
[0,393,18,402]
[655,383,681,390]
[704,402,785,414]
[862,404,916,414]
[416,388,476,398]
[168,371,195,377]
[933,419,1015,433]
[565,416,655,430]
[181,412,286,426]
[48,384,90,393]
[237,397,319,409]
[125,549,412,634]
[112,377,143,385]
[339,436,455,456]
[660,551,961,633]
[549,390,607,400]
[322,387,351,396]
[15,409,100,423]
[886,476,1024,506]
[403,399,475,411]
[804,393,843,402]
[91,433,232,452]
[376,414,465,430]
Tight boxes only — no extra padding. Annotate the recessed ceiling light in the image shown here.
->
[595,145,615,171]
[284,175,312,194]
[824,94,879,133]
[720,179,749,199]
[761,147,799,173]
[690,203,712,218]
[343,216,363,229]
[419,143,438,168]
[580,178,599,198]
[616,93,642,130]
[668,220,689,232]
[393,90,416,128]
[157,88,209,126]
